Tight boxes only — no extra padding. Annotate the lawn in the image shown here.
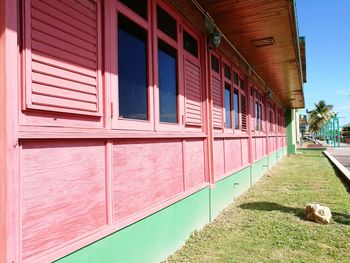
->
[166,150,350,262]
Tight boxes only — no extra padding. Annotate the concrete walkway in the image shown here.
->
[324,143,350,182]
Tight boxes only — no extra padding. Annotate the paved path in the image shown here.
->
[324,143,350,182]
[326,143,350,171]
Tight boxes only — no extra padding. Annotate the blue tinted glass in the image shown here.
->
[157,6,177,41]
[234,90,239,129]
[158,40,177,123]
[225,84,231,128]
[118,15,148,120]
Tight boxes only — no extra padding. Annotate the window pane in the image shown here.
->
[260,104,263,131]
[240,79,245,90]
[233,72,239,85]
[256,102,259,130]
[118,15,148,120]
[158,40,177,123]
[119,0,147,19]
[157,6,177,41]
[234,90,239,129]
[225,84,232,128]
[211,55,219,73]
[224,64,231,79]
[183,30,198,57]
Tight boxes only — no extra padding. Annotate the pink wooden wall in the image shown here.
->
[1,0,287,262]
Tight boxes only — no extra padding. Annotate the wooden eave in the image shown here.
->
[197,0,305,109]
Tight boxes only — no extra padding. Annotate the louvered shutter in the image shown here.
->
[24,0,102,116]
[241,95,247,131]
[184,59,202,126]
[212,76,223,128]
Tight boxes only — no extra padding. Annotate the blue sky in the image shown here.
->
[296,0,350,126]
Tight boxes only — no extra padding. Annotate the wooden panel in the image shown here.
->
[21,140,106,260]
[224,138,241,173]
[24,0,102,116]
[184,59,202,126]
[184,139,205,189]
[213,139,225,181]
[212,76,222,128]
[241,138,249,166]
[269,137,275,152]
[255,137,265,160]
[113,139,183,221]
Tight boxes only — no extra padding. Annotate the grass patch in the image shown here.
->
[166,150,350,262]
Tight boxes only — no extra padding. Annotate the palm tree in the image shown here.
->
[308,100,333,135]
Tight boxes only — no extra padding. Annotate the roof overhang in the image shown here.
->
[197,0,306,108]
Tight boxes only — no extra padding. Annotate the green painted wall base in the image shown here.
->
[210,167,251,219]
[55,188,210,263]
[55,147,288,263]
[287,144,297,154]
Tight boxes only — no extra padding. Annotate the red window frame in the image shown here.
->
[210,50,223,132]
[222,59,233,132]
[182,23,204,132]
[153,0,184,132]
[232,69,247,134]
[111,0,154,131]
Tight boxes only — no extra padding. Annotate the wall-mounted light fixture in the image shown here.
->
[210,30,222,48]
[204,17,222,50]
[266,90,272,99]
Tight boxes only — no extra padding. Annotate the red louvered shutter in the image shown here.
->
[241,95,247,131]
[184,59,202,127]
[24,0,102,116]
[212,76,223,128]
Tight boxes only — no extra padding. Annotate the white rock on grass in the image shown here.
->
[305,203,332,224]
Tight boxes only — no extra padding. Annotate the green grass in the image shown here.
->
[166,150,350,263]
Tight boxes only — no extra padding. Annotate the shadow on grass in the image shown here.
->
[239,202,350,225]
[330,163,350,194]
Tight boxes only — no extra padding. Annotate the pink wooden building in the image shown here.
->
[0,0,306,262]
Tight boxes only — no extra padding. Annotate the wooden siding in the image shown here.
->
[224,138,241,173]
[0,0,290,261]
[184,139,205,189]
[24,0,102,116]
[21,140,106,260]
[213,139,225,181]
[112,139,184,221]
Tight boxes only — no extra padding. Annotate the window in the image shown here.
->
[234,90,239,129]
[183,30,198,57]
[158,40,178,123]
[211,55,219,73]
[118,15,148,120]
[119,0,148,19]
[233,72,239,85]
[240,79,245,90]
[224,64,231,79]
[225,84,232,128]
[269,109,274,133]
[157,5,177,40]
[255,102,260,130]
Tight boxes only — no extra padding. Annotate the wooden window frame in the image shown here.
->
[181,22,204,131]
[222,59,233,132]
[111,0,154,131]
[232,69,247,134]
[210,50,223,131]
[153,0,184,132]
